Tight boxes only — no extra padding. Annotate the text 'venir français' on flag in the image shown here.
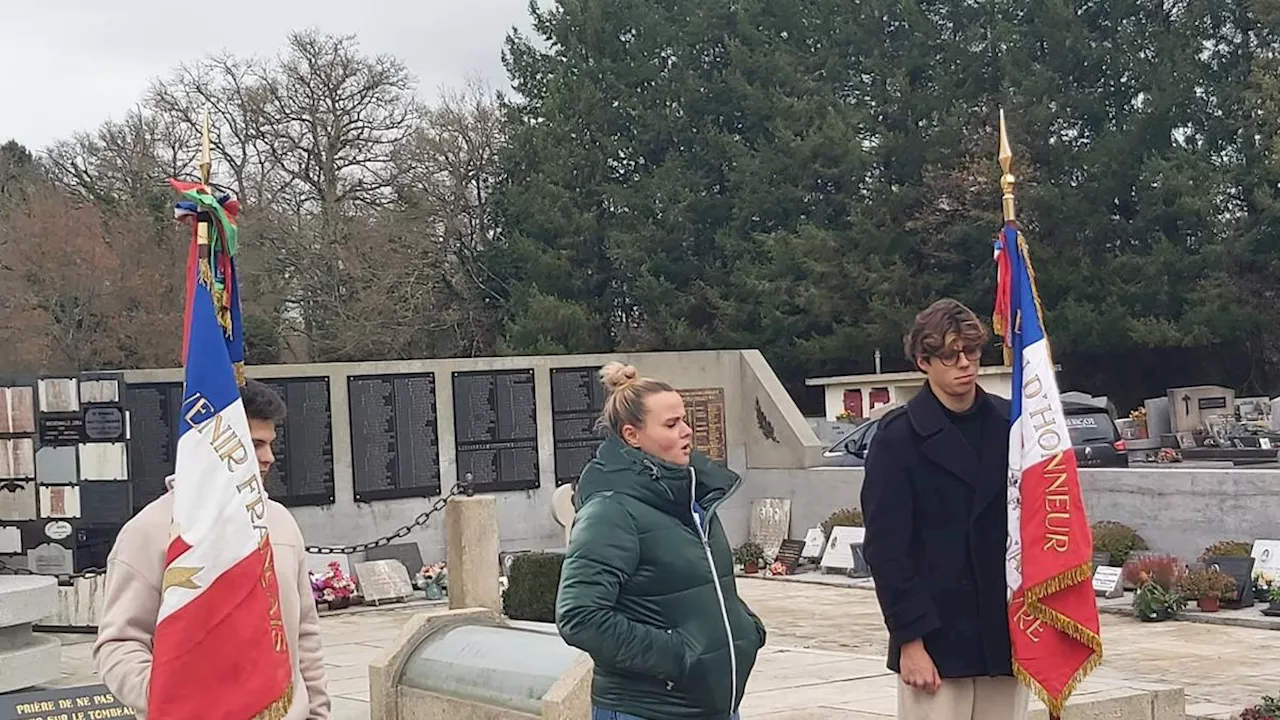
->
[147,180,293,720]
[994,222,1103,719]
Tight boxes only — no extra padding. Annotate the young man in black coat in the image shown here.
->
[861,299,1029,720]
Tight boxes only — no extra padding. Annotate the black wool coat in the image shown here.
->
[860,384,1015,678]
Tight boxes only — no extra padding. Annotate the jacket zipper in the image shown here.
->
[690,466,738,712]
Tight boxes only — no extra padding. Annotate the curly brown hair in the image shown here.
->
[904,299,990,365]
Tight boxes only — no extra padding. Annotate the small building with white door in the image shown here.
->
[806,367,1016,421]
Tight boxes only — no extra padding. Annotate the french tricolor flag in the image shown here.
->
[146,194,293,719]
[995,223,1103,719]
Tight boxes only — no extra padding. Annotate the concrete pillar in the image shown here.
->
[445,495,502,612]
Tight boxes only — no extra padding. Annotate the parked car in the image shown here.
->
[821,400,1129,468]
[1062,401,1129,468]
[821,419,882,466]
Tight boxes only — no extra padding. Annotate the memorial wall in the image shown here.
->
[33,349,819,568]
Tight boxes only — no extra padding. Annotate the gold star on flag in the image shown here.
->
[162,566,202,592]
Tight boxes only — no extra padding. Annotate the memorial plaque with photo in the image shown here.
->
[677,387,728,464]
[259,378,335,506]
[453,370,540,491]
[0,386,35,435]
[550,367,606,486]
[348,374,442,502]
[125,382,182,510]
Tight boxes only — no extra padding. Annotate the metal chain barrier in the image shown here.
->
[0,483,470,578]
[0,564,104,579]
[305,483,466,555]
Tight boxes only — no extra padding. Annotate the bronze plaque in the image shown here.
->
[678,387,727,464]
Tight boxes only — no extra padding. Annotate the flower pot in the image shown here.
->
[744,562,759,575]
[424,580,444,601]
[1197,596,1220,613]
[328,597,351,611]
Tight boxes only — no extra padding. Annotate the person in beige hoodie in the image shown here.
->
[93,379,331,719]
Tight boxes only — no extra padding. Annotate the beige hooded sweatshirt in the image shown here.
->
[92,483,331,719]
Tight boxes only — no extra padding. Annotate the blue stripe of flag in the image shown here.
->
[179,274,242,440]
[1005,225,1047,423]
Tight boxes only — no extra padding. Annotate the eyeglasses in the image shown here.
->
[932,345,982,367]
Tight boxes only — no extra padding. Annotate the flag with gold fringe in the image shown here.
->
[993,161,1103,717]
[145,176,293,718]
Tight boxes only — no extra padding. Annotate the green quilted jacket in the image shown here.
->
[555,436,766,719]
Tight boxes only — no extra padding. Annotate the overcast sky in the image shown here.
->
[0,0,538,150]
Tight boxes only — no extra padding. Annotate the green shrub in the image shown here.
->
[822,508,864,538]
[1201,540,1252,560]
[503,552,564,622]
[1092,521,1148,567]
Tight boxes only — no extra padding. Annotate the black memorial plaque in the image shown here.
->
[125,382,183,510]
[80,481,133,528]
[550,367,606,486]
[0,683,135,720]
[259,378,335,506]
[37,415,83,446]
[1207,554,1256,609]
[453,370,540,492]
[774,539,806,574]
[348,373,442,501]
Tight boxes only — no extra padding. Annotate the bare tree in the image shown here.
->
[0,184,184,372]
[43,109,196,209]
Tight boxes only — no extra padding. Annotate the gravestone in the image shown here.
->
[364,542,425,582]
[1168,385,1235,435]
[353,559,414,606]
[1144,397,1172,437]
[801,527,826,560]
[820,526,864,574]
[1273,398,1280,433]
[1252,540,1280,581]
[748,498,790,561]
[1207,555,1255,609]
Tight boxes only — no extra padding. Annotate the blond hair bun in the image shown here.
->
[599,362,640,394]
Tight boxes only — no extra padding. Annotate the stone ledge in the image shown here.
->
[0,633,60,693]
[0,576,58,628]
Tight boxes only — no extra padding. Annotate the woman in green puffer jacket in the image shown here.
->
[556,362,767,720]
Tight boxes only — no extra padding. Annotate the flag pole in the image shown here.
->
[995,109,1015,366]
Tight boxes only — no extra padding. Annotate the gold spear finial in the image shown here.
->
[199,108,212,187]
[998,108,1016,223]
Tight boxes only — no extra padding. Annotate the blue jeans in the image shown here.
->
[591,709,740,720]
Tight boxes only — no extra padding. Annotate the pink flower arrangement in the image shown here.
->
[768,560,790,576]
[310,561,357,604]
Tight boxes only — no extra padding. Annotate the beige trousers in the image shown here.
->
[897,676,1030,720]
